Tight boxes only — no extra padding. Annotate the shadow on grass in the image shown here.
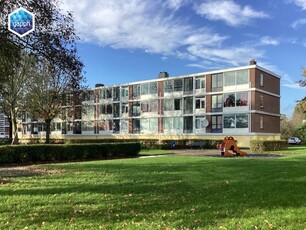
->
[1,156,306,228]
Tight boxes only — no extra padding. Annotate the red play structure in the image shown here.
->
[217,136,247,157]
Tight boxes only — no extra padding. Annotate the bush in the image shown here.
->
[0,143,141,165]
[250,140,287,153]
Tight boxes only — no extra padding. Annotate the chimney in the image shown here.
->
[158,71,169,79]
[250,59,257,65]
[95,83,104,87]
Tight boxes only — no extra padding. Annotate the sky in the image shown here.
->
[60,0,306,117]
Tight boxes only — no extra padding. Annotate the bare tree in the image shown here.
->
[0,53,35,144]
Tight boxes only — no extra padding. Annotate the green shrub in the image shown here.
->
[250,140,287,153]
[0,143,140,165]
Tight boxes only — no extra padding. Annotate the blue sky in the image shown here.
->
[61,0,306,117]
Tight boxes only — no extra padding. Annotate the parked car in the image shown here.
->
[288,137,302,145]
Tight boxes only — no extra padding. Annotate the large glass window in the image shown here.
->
[141,101,149,113]
[133,84,140,99]
[236,70,249,85]
[164,99,173,111]
[236,92,248,106]
[212,95,223,111]
[224,94,235,107]
[121,120,128,131]
[195,117,206,129]
[211,115,222,132]
[183,116,193,133]
[184,77,193,94]
[113,87,120,101]
[132,102,140,116]
[113,120,120,133]
[184,97,193,114]
[224,115,236,128]
[121,103,128,114]
[105,88,112,99]
[149,100,158,112]
[164,117,173,130]
[236,114,248,128]
[164,80,173,93]
[173,117,183,130]
[212,73,223,90]
[121,87,128,98]
[132,119,140,133]
[141,118,158,132]
[174,99,181,110]
[224,71,235,86]
[113,103,120,118]
[149,82,157,94]
[224,114,249,129]
[174,79,183,92]
[141,83,149,95]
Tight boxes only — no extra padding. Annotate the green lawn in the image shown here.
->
[1,151,306,229]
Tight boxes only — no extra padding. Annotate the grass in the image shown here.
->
[267,145,306,155]
[1,149,306,229]
[139,149,174,156]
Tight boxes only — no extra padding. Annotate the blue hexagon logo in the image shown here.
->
[8,7,35,37]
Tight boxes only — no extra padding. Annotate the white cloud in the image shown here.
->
[187,45,265,66]
[61,0,226,55]
[289,0,306,10]
[291,18,306,28]
[260,36,280,46]
[282,74,304,89]
[194,0,268,26]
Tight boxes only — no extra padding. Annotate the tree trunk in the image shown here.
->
[45,120,51,144]
[10,109,19,145]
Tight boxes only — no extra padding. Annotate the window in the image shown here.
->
[260,116,264,129]
[224,115,236,128]
[183,116,193,133]
[113,103,120,118]
[224,94,235,107]
[141,101,149,113]
[121,120,128,131]
[164,117,173,130]
[106,104,112,114]
[105,88,112,99]
[164,80,173,93]
[195,97,205,109]
[113,120,120,133]
[174,79,183,91]
[132,119,140,133]
[132,102,140,116]
[149,82,157,94]
[195,117,206,129]
[164,99,173,111]
[224,71,235,86]
[195,77,205,89]
[141,83,148,95]
[121,87,128,98]
[164,117,183,131]
[183,77,193,94]
[212,73,223,91]
[236,70,249,85]
[133,84,140,99]
[260,74,264,87]
[174,99,181,110]
[183,97,193,114]
[236,114,248,128]
[212,95,223,111]
[141,118,157,132]
[149,100,158,112]
[260,95,264,108]
[236,92,248,106]
[212,115,222,133]
[121,103,128,114]
[113,87,120,101]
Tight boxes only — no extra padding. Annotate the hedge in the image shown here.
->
[0,143,141,165]
[250,140,287,153]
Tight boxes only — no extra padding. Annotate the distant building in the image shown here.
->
[0,113,10,138]
[19,60,281,147]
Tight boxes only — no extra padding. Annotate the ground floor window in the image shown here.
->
[211,115,222,133]
[224,114,248,129]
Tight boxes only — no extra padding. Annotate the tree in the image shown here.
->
[25,60,84,144]
[0,0,84,144]
[0,53,35,144]
[298,68,306,87]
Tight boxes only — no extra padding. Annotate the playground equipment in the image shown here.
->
[217,136,247,157]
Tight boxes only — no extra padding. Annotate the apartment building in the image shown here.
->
[20,60,281,147]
